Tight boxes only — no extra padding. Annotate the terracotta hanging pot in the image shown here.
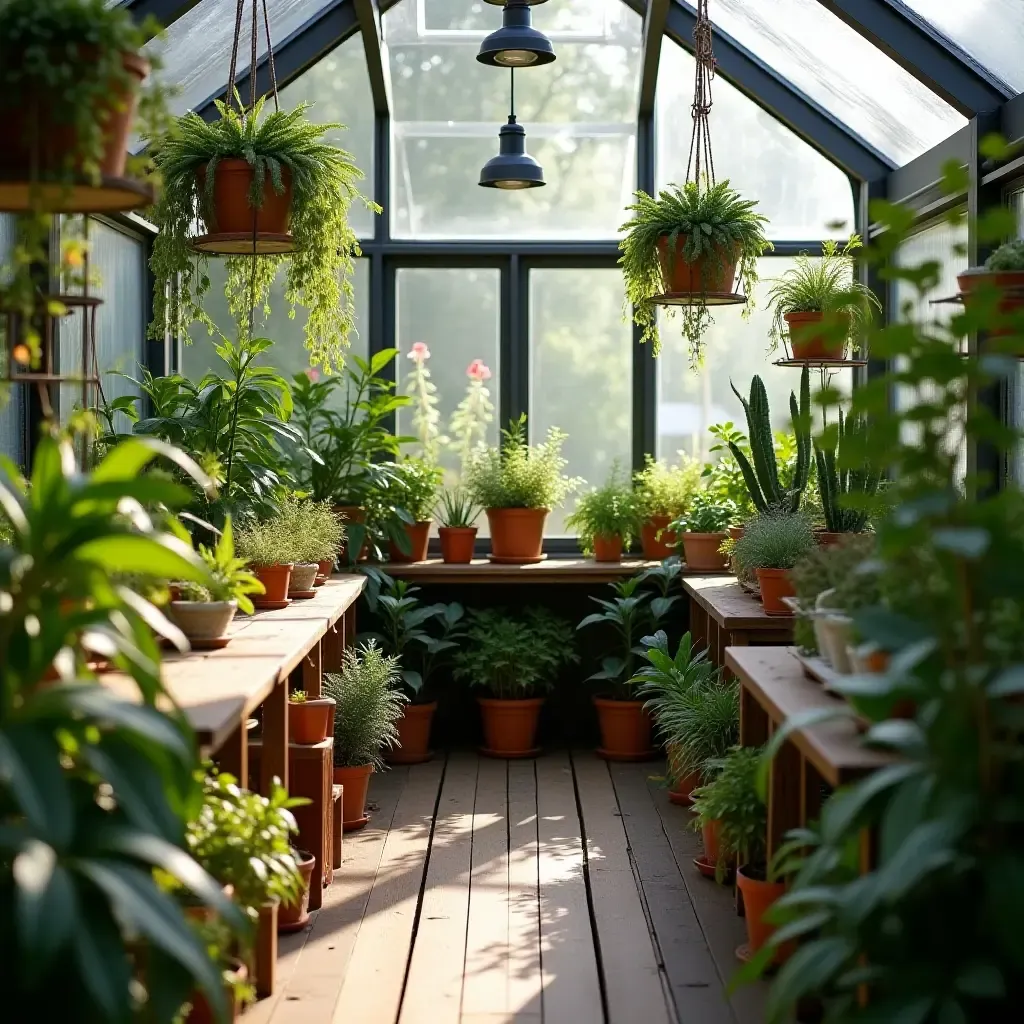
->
[592,534,623,563]
[390,701,437,764]
[736,866,792,963]
[681,531,729,571]
[1,51,149,181]
[656,235,739,294]
[784,310,847,360]
[486,507,548,563]
[389,520,431,563]
[277,850,316,934]
[593,698,655,761]
[755,567,795,616]
[477,697,544,757]
[288,696,334,745]
[334,763,373,830]
[958,269,1024,339]
[198,158,293,235]
[641,514,677,560]
[439,526,477,563]
[251,563,293,608]
[334,505,370,562]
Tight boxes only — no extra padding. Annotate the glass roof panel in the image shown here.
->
[703,0,966,164]
[148,0,336,115]
[901,1,1024,92]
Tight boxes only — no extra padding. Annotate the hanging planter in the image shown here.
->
[958,242,1024,342]
[192,159,295,252]
[657,235,740,295]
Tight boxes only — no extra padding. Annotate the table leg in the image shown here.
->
[740,682,770,748]
[217,720,248,787]
[343,603,357,649]
[303,639,323,699]
[768,740,802,861]
[259,675,288,794]
[322,619,344,672]
[801,758,824,827]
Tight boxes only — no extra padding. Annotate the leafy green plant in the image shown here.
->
[619,179,772,362]
[728,368,811,515]
[148,97,377,370]
[984,238,1024,270]
[234,517,295,567]
[733,511,816,572]
[464,414,582,510]
[766,235,881,354]
[277,494,345,564]
[323,641,408,769]
[671,490,735,534]
[437,488,480,528]
[633,453,704,521]
[178,516,266,614]
[453,608,578,700]
[814,410,883,533]
[386,457,443,523]
[290,690,308,703]
[566,465,642,553]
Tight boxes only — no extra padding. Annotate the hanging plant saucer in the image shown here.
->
[0,174,153,214]
[189,231,296,255]
[651,290,747,307]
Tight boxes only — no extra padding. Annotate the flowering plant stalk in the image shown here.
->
[449,358,494,473]
[404,342,446,463]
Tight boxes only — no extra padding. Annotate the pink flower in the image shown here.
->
[305,368,320,382]
[467,359,492,381]
[408,341,431,362]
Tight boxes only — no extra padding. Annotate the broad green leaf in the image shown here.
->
[76,534,208,583]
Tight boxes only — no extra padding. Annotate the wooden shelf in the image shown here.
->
[382,557,660,584]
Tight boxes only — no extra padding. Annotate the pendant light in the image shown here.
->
[477,0,556,68]
[479,69,545,189]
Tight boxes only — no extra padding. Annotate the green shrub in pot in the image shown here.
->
[734,512,816,615]
[566,465,642,560]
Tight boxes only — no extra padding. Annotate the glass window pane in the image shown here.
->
[656,39,854,239]
[529,268,633,536]
[657,257,852,461]
[0,215,24,466]
[704,0,966,164]
[384,0,641,239]
[902,1,1024,92]
[395,267,500,536]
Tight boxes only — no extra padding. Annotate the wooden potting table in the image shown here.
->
[383,557,659,584]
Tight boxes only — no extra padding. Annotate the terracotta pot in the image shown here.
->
[641,514,677,560]
[668,770,701,806]
[251,563,292,606]
[486,507,548,563]
[477,696,544,756]
[334,505,369,562]
[958,269,1024,338]
[199,158,293,235]
[593,698,655,761]
[737,866,792,962]
[334,763,373,830]
[167,600,237,641]
[591,533,623,563]
[277,849,315,933]
[289,696,334,745]
[185,960,247,1024]
[288,562,320,594]
[728,525,745,541]
[755,567,795,616]
[681,531,729,571]
[656,235,739,294]
[702,819,722,865]
[315,556,335,585]
[816,531,844,547]
[389,520,431,563]
[784,310,847,360]
[1,51,148,180]
[389,701,437,764]
[439,526,477,563]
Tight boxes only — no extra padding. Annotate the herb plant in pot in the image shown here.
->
[279,495,345,596]
[235,518,295,609]
[620,179,772,364]
[436,488,480,563]
[288,689,335,746]
[387,457,443,563]
[633,454,703,560]
[566,465,641,563]
[671,491,734,572]
[323,641,408,830]
[766,235,880,360]
[464,414,581,564]
[454,608,578,757]
[733,512,816,616]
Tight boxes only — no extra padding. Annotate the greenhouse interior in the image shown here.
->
[2,0,1024,1021]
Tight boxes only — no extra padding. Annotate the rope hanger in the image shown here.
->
[224,0,280,113]
[685,0,717,189]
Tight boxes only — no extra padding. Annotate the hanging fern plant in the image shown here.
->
[147,98,379,372]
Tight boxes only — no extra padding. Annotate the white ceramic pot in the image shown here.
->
[818,615,854,674]
[167,600,237,641]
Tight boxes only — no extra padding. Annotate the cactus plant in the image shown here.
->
[727,367,811,515]
[814,410,882,533]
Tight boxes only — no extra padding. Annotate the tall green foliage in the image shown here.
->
[813,410,882,533]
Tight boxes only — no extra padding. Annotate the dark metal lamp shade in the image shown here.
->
[477,2,556,68]
[479,119,545,189]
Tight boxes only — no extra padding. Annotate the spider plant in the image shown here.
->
[437,488,480,529]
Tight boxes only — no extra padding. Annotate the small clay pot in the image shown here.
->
[252,563,293,606]
[389,520,431,563]
[486,508,548,564]
[641,514,677,560]
[334,763,373,830]
[200,158,293,235]
[593,698,655,761]
[784,310,848,360]
[755,567,796,616]
[289,696,334,745]
[315,557,335,585]
[439,526,477,563]
[389,701,437,764]
[592,534,623,563]
[736,865,792,963]
[167,600,237,642]
[278,850,315,933]
[477,697,544,757]
[288,562,320,594]
[681,531,729,571]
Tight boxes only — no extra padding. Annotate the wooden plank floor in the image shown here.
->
[252,753,768,1024]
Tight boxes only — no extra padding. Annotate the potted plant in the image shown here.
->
[620,179,772,364]
[235,518,295,609]
[577,574,678,760]
[361,569,465,764]
[633,454,703,560]
[279,495,345,596]
[307,500,345,585]
[386,457,443,564]
[323,641,408,831]
[454,608,578,757]
[958,238,1024,335]
[566,465,642,563]
[169,517,265,647]
[634,631,738,805]
[733,512,816,616]
[288,690,335,746]
[463,414,581,564]
[670,491,734,572]
[436,488,480,563]
[148,97,377,372]
[766,234,880,360]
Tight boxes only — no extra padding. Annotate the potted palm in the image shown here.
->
[733,512,816,615]
[566,465,642,563]
[958,239,1024,335]
[168,517,265,647]
[148,98,376,372]
[766,235,880,360]
[633,454,703,560]
[670,491,734,572]
[386,457,443,564]
[464,414,581,563]
[323,641,408,831]
[620,179,772,364]
[577,574,679,760]
[454,608,578,757]
[436,488,480,564]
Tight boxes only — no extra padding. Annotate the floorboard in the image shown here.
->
[507,760,542,1018]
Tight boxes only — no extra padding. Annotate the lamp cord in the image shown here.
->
[510,67,515,121]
